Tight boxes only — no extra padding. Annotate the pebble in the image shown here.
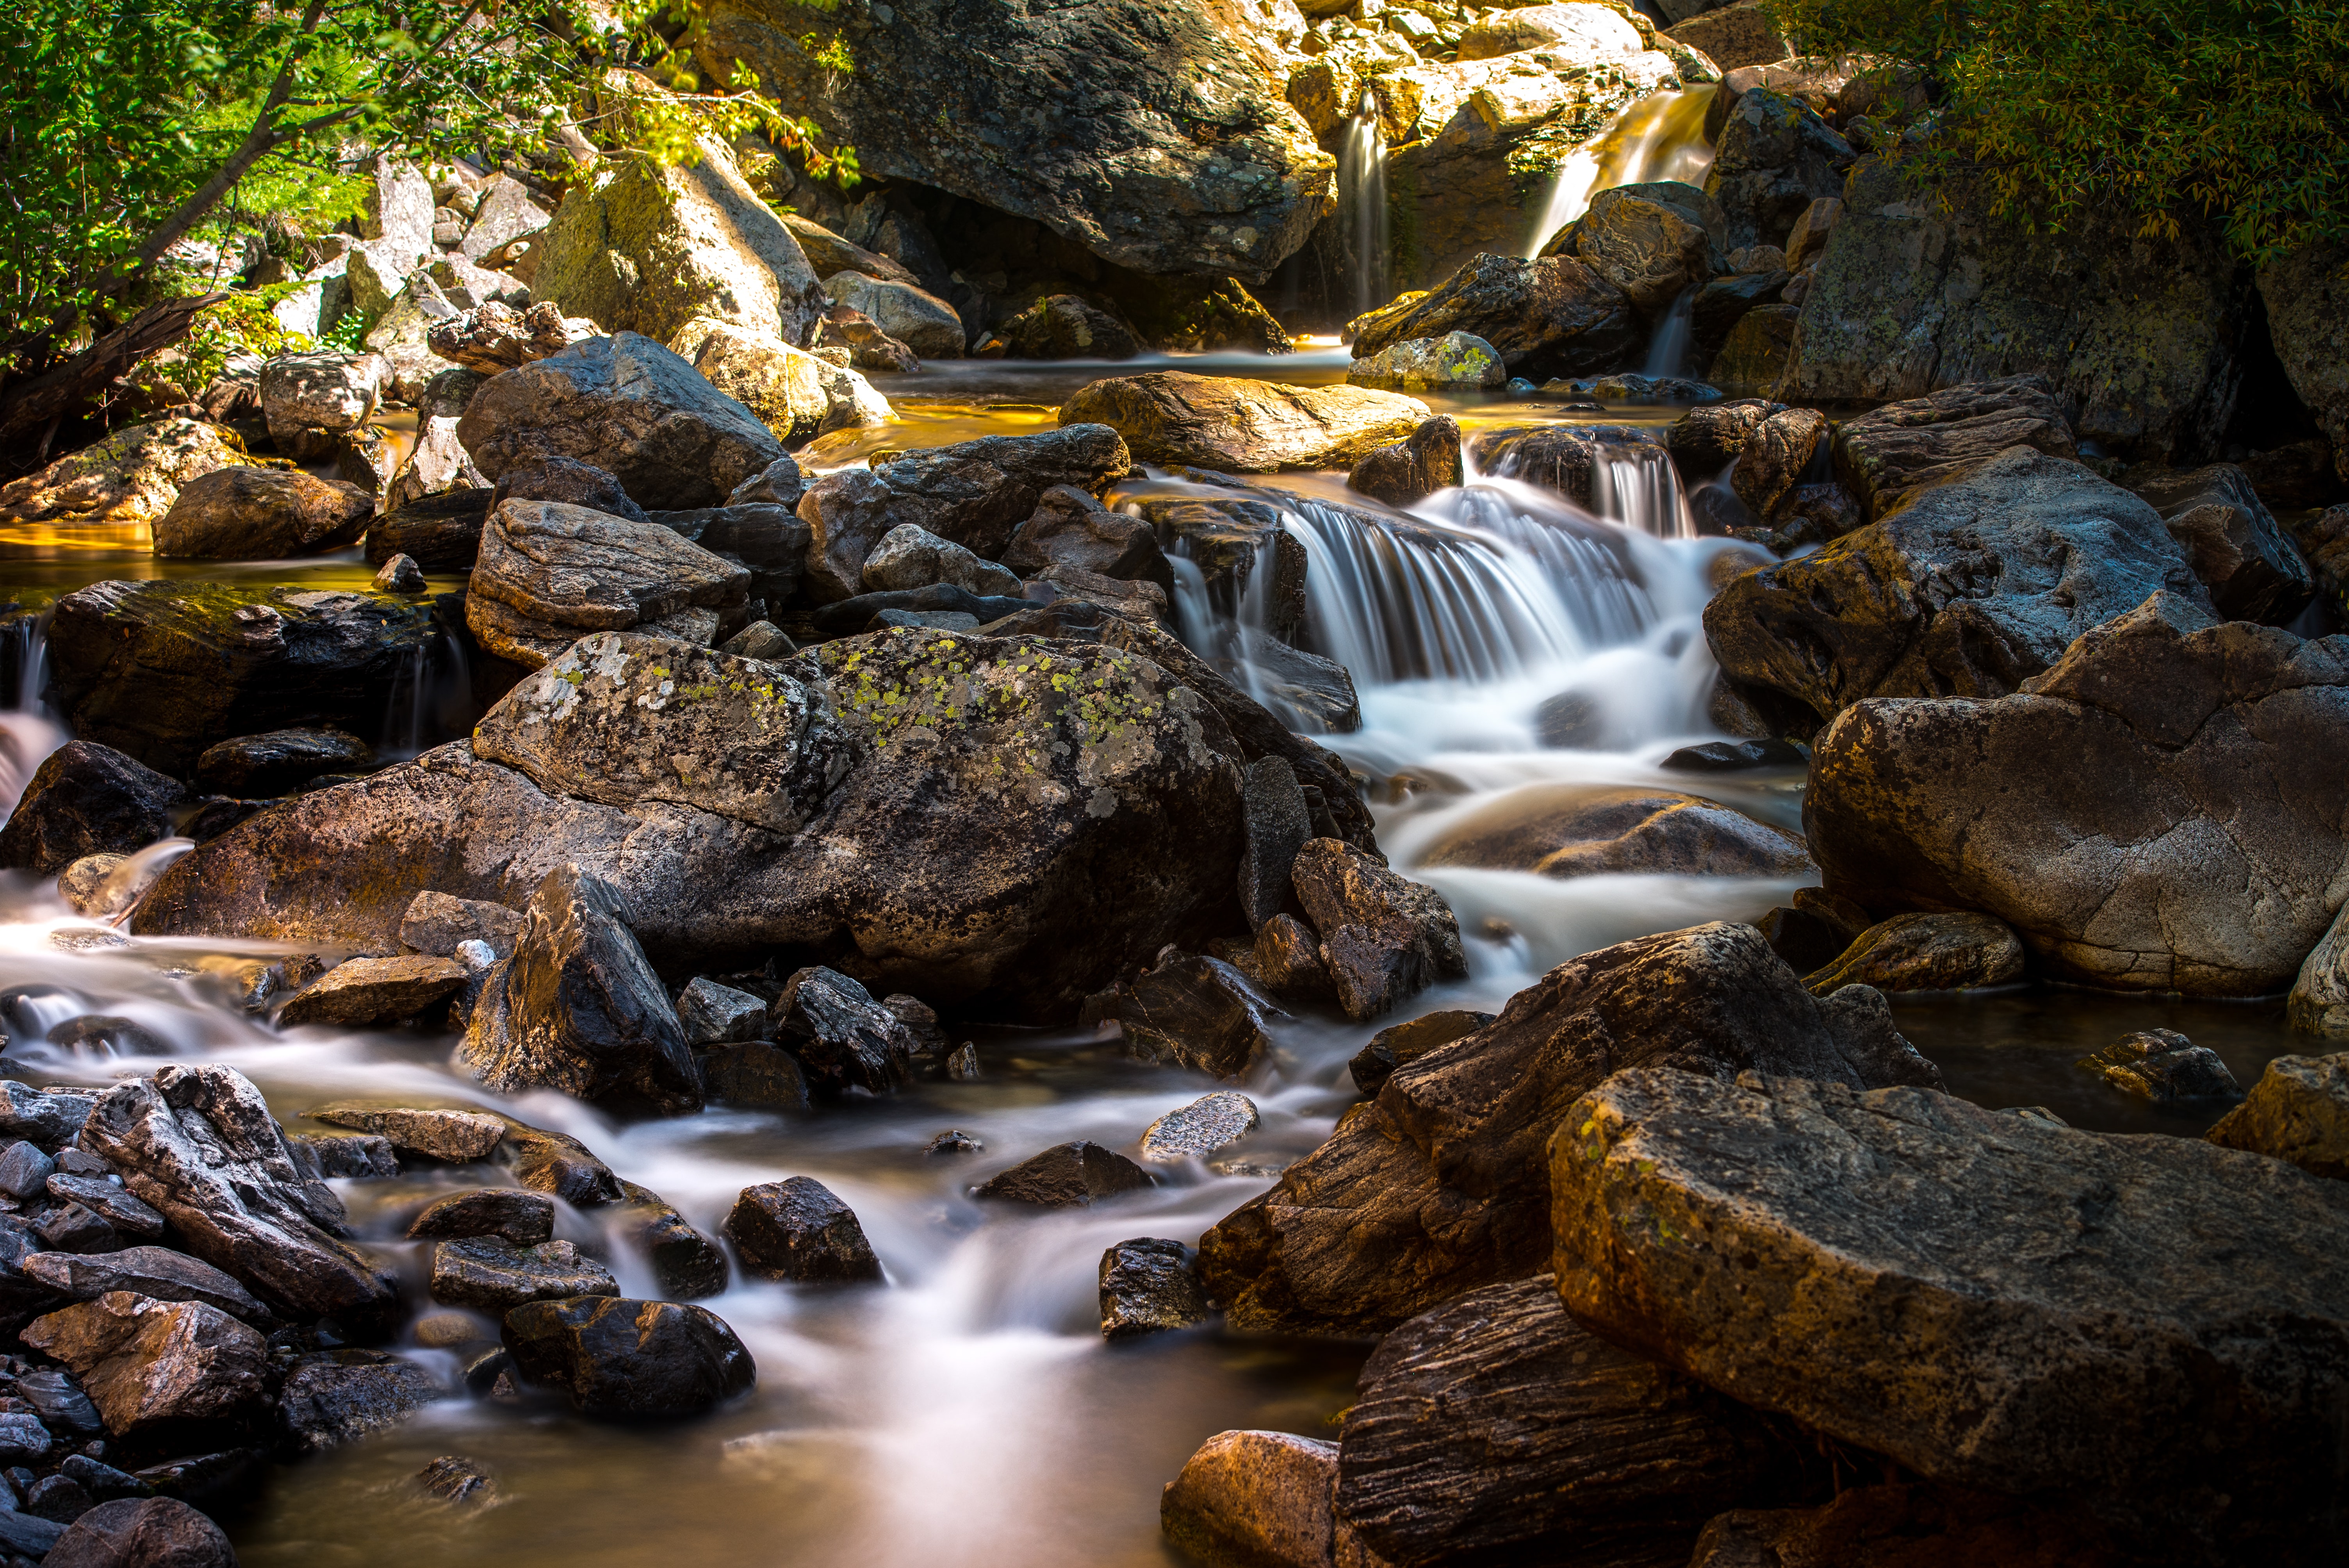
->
[924,1130,984,1156]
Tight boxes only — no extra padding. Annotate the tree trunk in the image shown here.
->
[0,294,224,448]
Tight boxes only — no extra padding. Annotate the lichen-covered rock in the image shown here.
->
[151,467,374,559]
[1347,254,1636,379]
[2206,1053,2349,1179]
[1347,333,1507,390]
[1802,912,2026,996]
[1060,372,1427,472]
[502,1297,755,1418]
[722,1177,882,1283]
[0,418,253,526]
[465,500,749,668]
[0,742,184,877]
[21,1293,269,1437]
[1141,1092,1261,1163]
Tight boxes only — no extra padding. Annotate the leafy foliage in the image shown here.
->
[1768,0,2349,261]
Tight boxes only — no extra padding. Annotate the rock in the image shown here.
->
[1348,254,1636,380]
[974,1142,1153,1208]
[464,498,748,667]
[1458,2,1643,59]
[78,1067,398,1327]
[1705,449,2208,723]
[1467,422,1666,510]
[21,1293,268,1436]
[1347,1009,1494,1095]
[1686,1481,2124,1568]
[1549,1069,2349,1561]
[1337,1275,1817,1568]
[781,214,915,285]
[649,499,813,611]
[460,864,702,1115]
[610,1180,727,1300]
[2206,1054,2349,1179]
[1098,1238,1208,1338]
[1552,180,1728,319]
[2077,1029,2240,1103]
[1702,88,1853,253]
[1727,405,1826,522]
[258,351,379,453]
[767,966,914,1095]
[2259,240,2349,482]
[416,1454,496,1506]
[720,620,797,660]
[998,293,1142,360]
[0,1142,52,1200]
[367,489,491,572]
[1667,1,1786,69]
[2130,462,2315,625]
[1160,1429,1337,1568]
[1060,372,1426,473]
[481,1117,621,1207]
[1348,415,1464,507]
[722,1178,882,1284]
[275,954,467,1026]
[151,467,374,559]
[1141,1092,1261,1162]
[193,727,372,797]
[1000,485,1173,593]
[0,1083,100,1153]
[1806,593,2349,993]
[430,1236,618,1309]
[1831,375,2079,522]
[426,300,590,375]
[1708,302,1798,397]
[459,172,551,261]
[1417,785,1814,881]
[1661,738,1806,772]
[1802,912,2027,996]
[123,1451,264,1513]
[700,1042,810,1110]
[824,273,965,360]
[306,1103,506,1163]
[277,1348,441,1450]
[1289,838,1466,1023]
[45,1176,164,1240]
[0,417,255,527]
[406,1188,556,1245]
[0,742,184,877]
[0,1409,50,1465]
[862,524,1023,598]
[675,977,769,1046]
[36,1205,120,1255]
[1197,921,1942,1335]
[1117,957,1280,1082]
[285,1133,398,1180]
[1237,755,1311,933]
[374,554,428,596]
[39,1498,234,1568]
[674,319,842,443]
[490,455,650,523]
[1347,333,1507,391]
[501,1297,755,1418]
[399,891,523,959]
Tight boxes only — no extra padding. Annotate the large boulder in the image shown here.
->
[2256,240,2349,483]
[1060,373,1426,473]
[2128,461,2315,625]
[693,0,1330,281]
[824,273,964,359]
[999,485,1174,593]
[533,139,825,349]
[672,319,849,444]
[1702,87,1853,252]
[151,467,374,559]
[137,627,1253,1019]
[1830,375,2079,522]
[0,742,184,877]
[501,1297,755,1418]
[1704,448,2208,723]
[455,333,785,510]
[0,417,253,527]
[20,1292,269,1437]
[40,1498,236,1568]
[1548,180,1727,319]
[464,498,750,667]
[1804,594,2349,994]
[1195,922,1941,1335]
[1346,254,1636,379]
[1550,1068,2349,1561]
[47,580,445,776]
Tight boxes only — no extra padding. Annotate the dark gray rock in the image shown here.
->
[614,1180,729,1300]
[675,976,769,1046]
[2077,1028,2240,1102]
[0,1083,97,1153]
[42,1497,235,1568]
[193,727,372,797]
[973,1142,1154,1208]
[1659,739,1806,772]
[56,1454,149,1503]
[1117,957,1280,1082]
[501,1297,756,1418]
[0,1506,63,1559]
[364,488,491,573]
[0,1411,49,1465]
[1702,88,1855,252]
[289,1131,407,1178]
[1000,485,1173,595]
[15,1367,102,1440]
[1237,756,1310,934]
[276,1348,442,1451]
[2130,461,2315,625]
[406,1188,555,1245]
[699,1042,810,1110]
[1348,254,1637,381]
[0,1142,53,1200]
[722,1177,882,1284]
[34,1205,118,1254]
[489,455,649,523]
[772,968,914,1096]
[429,1236,617,1310]
[1098,1238,1208,1338]
[0,743,184,877]
[24,1472,94,1524]
[1290,838,1467,1023]
[20,1247,269,1320]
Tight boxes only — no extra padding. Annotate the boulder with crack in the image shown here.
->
[464,499,750,668]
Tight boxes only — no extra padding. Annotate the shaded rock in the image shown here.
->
[1417,785,1813,882]
[1550,1067,2349,1561]
[399,891,522,960]
[1728,406,1826,522]
[277,1348,441,1451]
[465,498,748,668]
[22,1293,268,1437]
[365,489,491,573]
[153,468,373,560]
[501,1297,755,1418]
[1197,921,1942,1335]
[1160,1429,1337,1568]
[0,1142,52,1200]
[825,273,965,360]
[1000,485,1173,593]
[1099,1238,1208,1339]
[0,417,253,528]
[1666,1,1787,69]
[675,977,769,1046]
[1702,88,1854,253]
[1347,334,1506,391]
[863,524,1022,598]
[773,967,914,1096]
[285,1133,398,1180]
[276,954,467,1026]
[699,1042,810,1111]
[45,1175,164,1240]
[1348,253,1637,380]
[39,1498,233,1568]
[2130,461,2315,625]
[926,1130,983,1157]
[0,743,184,877]
[999,293,1143,361]
[1554,180,1728,319]
[1141,1092,1260,1163]
[1252,914,1335,1005]
[2260,239,2349,482]
[487,1118,621,1208]
[1347,1009,1494,1096]
[1832,375,2079,522]
[1348,415,1464,507]
[722,1177,882,1284]
[460,864,702,1115]
[611,1180,728,1300]
[406,1188,555,1246]
[720,620,797,660]
[781,214,915,285]
[78,1067,397,1327]
[306,1103,505,1163]
[2206,1053,2349,1179]
[124,1451,264,1513]
[36,1205,120,1255]
[974,1142,1153,1208]
[1467,422,1667,511]
[25,1471,91,1524]
[1117,957,1280,1082]
[1060,372,1426,473]
[2077,1028,2239,1103]
[1238,757,1312,933]
[195,728,371,798]
[0,1084,98,1155]
[0,1410,50,1465]
[57,1454,146,1503]
[1661,738,1805,772]
[430,1236,618,1310]
[1803,912,2026,996]
[1290,838,1465,1024]
[1708,303,1798,397]
[1686,1481,2123,1568]
[490,455,649,523]
[1804,594,2349,993]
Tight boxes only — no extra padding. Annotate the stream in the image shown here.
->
[0,346,2307,1566]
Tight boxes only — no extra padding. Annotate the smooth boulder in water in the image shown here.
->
[1059,372,1428,473]
[1801,912,2026,995]
[1159,1430,1338,1568]
[407,1188,556,1246]
[1415,785,1814,882]
[151,467,374,559]
[429,1237,618,1310]
[2206,1053,2349,1179]
[501,1297,756,1418]
[0,742,184,877]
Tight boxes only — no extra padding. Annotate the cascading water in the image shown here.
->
[1641,286,1697,379]
[1335,90,1390,319]
[1525,85,1718,253]
[0,609,65,818]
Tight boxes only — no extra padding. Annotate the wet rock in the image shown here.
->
[1686,1482,2124,1568]
[307,1102,504,1163]
[152,467,374,560]
[406,1188,555,1246]
[1059,373,1427,473]
[1348,415,1465,508]
[2077,1029,2239,1103]
[79,1067,397,1327]
[1550,1068,2349,1561]
[881,994,947,1056]
[945,1043,980,1080]
[0,417,254,528]
[1347,1009,1495,1096]
[613,1180,728,1300]
[0,1411,49,1465]
[1238,758,1312,934]
[1337,1275,1817,1568]
[125,1450,264,1513]
[1803,912,2027,995]
[1098,1238,1208,1339]
[1000,486,1173,593]
[45,1176,164,1240]
[1160,1429,1337,1568]
[1118,957,1280,1082]
[489,454,650,523]
[1199,922,1941,1335]
[194,727,372,798]
[722,1177,882,1285]
[35,1205,120,1255]
[773,967,915,1096]
[1551,180,1728,320]
[57,854,130,917]
[1348,254,1637,381]
[675,976,769,1046]
[430,1237,618,1310]
[1831,375,2079,522]
[56,1454,147,1503]
[2206,1053,2349,1179]
[0,742,184,877]
[998,293,1141,361]
[488,1118,621,1207]
[366,488,492,572]
[0,1084,98,1155]
[1347,334,1507,391]
[1728,405,1827,522]
[501,1297,755,1418]
[43,1497,235,1568]
[926,1130,983,1157]
[1662,738,1807,772]
[399,891,523,959]
[1703,88,1854,252]
[699,1042,810,1110]
[2130,461,2315,625]
[1705,449,2207,722]
[285,1133,399,1180]
[1417,785,1813,881]
[0,1142,51,1200]
[1291,838,1466,1023]
[1465,422,1664,511]
[863,524,1023,597]
[417,1454,495,1506]
[1806,593,2349,993]
[277,1348,441,1451]
[0,1505,64,1559]
[1141,1092,1261,1163]
[276,954,468,1026]
[974,1142,1153,1208]
[22,1293,269,1436]
[465,498,748,668]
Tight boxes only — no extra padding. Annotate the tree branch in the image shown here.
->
[0,292,225,447]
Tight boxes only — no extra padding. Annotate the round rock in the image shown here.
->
[501,1297,756,1418]
[407,1187,556,1245]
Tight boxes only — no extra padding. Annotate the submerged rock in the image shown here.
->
[2076,1028,2239,1102]
[502,1297,756,1417]
[723,1177,882,1284]
[2206,1053,2349,1179]
[0,742,184,877]
[22,1293,269,1436]
[1802,912,2026,995]
[1416,785,1813,881]
[1060,373,1428,472]
[973,1142,1153,1208]
[1098,1238,1208,1339]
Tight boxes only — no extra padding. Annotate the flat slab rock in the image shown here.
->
[276,953,467,1026]
[1060,373,1429,472]
[308,1103,507,1163]
[428,1236,617,1310]
[1549,1067,2349,1559]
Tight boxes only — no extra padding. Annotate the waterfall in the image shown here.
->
[1526,86,1718,254]
[1590,447,1697,541]
[1336,91,1389,319]
[1641,287,1696,379]
[377,625,475,762]
[0,609,66,821]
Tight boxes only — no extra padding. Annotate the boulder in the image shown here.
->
[1704,449,2208,723]
[675,977,769,1046]
[40,1498,235,1568]
[614,1180,729,1299]
[1237,754,1312,932]
[1061,372,1426,472]
[258,351,379,451]
[1802,912,2027,995]
[463,498,749,667]
[1728,406,1827,522]
[276,954,468,1026]
[19,1249,266,1322]
[277,1347,440,1451]
[999,485,1173,593]
[998,293,1142,360]
[151,467,373,559]
[1688,1483,2123,1568]
[2129,461,2315,625]
[974,1142,1153,1207]
[306,1103,507,1163]
[195,727,372,796]
[699,1042,810,1110]
[1549,1068,2349,1560]
[1805,594,2349,993]
[651,498,813,611]
[1141,1092,1261,1163]
[78,1067,399,1327]
[490,455,650,522]
[489,1117,623,1207]
[1195,921,1942,1335]
[2259,240,2349,482]
[2206,1053,2349,1179]
[399,890,523,959]
[0,417,253,527]
[781,213,916,286]
[1416,786,1814,881]
[1552,180,1727,318]
[1831,376,2079,522]
[772,967,916,1095]
[1117,957,1280,1081]
[1347,254,1636,379]
[674,319,841,443]
[1347,1009,1495,1096]
[1337,1276,1818,1568]
[1458,2,1645,59]
[46,1176,164,1240]
[1290,837,1467,1022]
[1099,1238,1208,1338]
[21,1293,268,1437]
[825,273,964,359]
[456,333,784,510]
[427,300,594,374]
[429,1236,618,1309]
[534,139,825,348]
[0,742,184,877]
[366,489,492,572]
[47,579,443,776]
[1703,88,1853,252]
[1467,422,1666,510]
[862,524,1023,597]
[407,1188,556,1245]
[2076,1028,2239,1103]
[1348,415,1464,507]
[722,1177,882,1283]
[1160,1429,1338,1568]
[1252,914,1334,1004]
[1347,333,1507,391]
[459,864,704,1115]
[1666,1,1787,69]
[1708,303,1798,397]
[501,1297,756,1418]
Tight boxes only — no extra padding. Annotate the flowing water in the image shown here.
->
[1335,93,1390,321]
[1524,86,1718,254]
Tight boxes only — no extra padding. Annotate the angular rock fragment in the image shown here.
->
[1347,1009,1494,1095]
[614,1180,729,1299]
[2076,1029,2239,1102]
[675,977,771,1045]
[1117,957,1280,1081]
[773,967,914,1096]
[41,1497,235,1568]
[1290,839,1467,1022]
[20,1249,266,1321]
[501,1297,756,1418]
[43,1175,163,1238]
[276,954,469,1026]
[2206,1053,2349,1178]
[277,1349,442,1451]
[465,499,749,668]
[406,1188,555,1245]
[722,1178,882,1284]
[973,1142,1153,1208]
[1830,376,2079,521]
[398,891,523,959]
[429,1237,618,1310]
[1098,1238,1208,1339]
[307,1103,506,1163]
[22,1292,269,1436]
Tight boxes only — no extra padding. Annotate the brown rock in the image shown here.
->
[1687,1483,2122,1568]
[153,467,374,559]
[1252,913,1335,1004]
[1347,1008,1493,1095]
[1347,415,1463,507]
[973,1142,1153,1208]
[1059,372,1428,473]
[2205,1053,2349,1178]
[722,1177,882,1283]
[1729,406,1828,523]
[1160,1429,1337,1568]
[1289,838,1466,1023]
[999,484,1174,594]
[307,1103,507,1163]
[1832,375,2079,522]
[1803,912,2026,995]
[463,498,749,668]
[406,1187,555,1245]
[21,1293,268,1436]
[1415,786,1813,882]
[1117,955,1281,1081]
[276,954,468,1026]
[425,300,592,374]
[1347,253,1637,380]
[40,1497,238,1568]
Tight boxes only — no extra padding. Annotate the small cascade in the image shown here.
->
[377,625,476,762]
[1526,86,1719,254]
[0,609,66,820]
[1641,287,1696,379]
[1335,90,1390,319]
[1590,446,1698,541]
